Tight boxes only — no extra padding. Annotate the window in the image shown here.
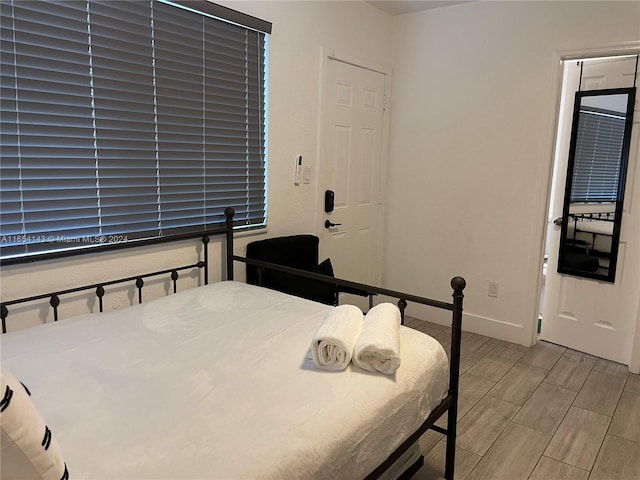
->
[570,107,626,203]
[0,0,270,263]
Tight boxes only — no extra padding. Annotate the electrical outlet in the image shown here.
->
[488,281,499,298]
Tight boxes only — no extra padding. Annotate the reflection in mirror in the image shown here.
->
[558,87,636,282]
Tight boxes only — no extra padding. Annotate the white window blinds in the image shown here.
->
[0,0,269,262]
[570,107,626,203]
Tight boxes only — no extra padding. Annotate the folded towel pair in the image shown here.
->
[310,303,401,374]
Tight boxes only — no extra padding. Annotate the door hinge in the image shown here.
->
[383,95,389,110]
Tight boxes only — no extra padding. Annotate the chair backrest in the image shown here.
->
[246,235,319,283]
[246,235,336,304]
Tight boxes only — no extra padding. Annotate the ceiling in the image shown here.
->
[367,0,472,15]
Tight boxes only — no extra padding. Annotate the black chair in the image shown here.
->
[246,235,369,305]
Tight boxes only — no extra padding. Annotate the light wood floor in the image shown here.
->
[404,317,640,480]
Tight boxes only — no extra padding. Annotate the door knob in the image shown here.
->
[553,217,563,226]
[324,220,342,229]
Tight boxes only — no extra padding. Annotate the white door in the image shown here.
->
[318,57,386,287]
[541,56,640,365]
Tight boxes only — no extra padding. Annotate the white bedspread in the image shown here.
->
[1,281,448,480]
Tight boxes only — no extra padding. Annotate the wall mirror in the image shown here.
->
[557,87,636,282]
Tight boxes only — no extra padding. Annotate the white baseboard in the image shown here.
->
[405,302,530,347]
[461,312,528,346]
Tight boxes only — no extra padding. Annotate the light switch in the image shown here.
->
[294,155,303,185]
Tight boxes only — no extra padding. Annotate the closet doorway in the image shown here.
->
[539,54,639,368]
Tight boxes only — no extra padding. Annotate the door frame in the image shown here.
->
[535,41,640,372]
[315,48,392,285]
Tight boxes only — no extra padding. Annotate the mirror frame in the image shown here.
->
[558,86,636,282]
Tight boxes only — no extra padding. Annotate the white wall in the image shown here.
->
[0,0,392,332]
[385,1,640,344]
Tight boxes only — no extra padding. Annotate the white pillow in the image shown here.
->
[0,368,68,480]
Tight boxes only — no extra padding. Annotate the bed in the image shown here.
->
[0,209,466,480]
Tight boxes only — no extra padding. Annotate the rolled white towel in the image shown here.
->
[311,305,364,371]
[354,303,401,374]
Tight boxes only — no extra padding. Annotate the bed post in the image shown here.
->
[445,276,466,480]
[202,235,210,285]
[397,298,407,325]
[225,207,235,281]
[0,304,6,334]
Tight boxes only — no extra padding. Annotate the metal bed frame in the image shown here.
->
[0,207,466,480]
[566,211,615,271]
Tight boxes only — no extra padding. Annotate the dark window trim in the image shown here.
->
[0,223,263,267]
[172,0,272,34]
